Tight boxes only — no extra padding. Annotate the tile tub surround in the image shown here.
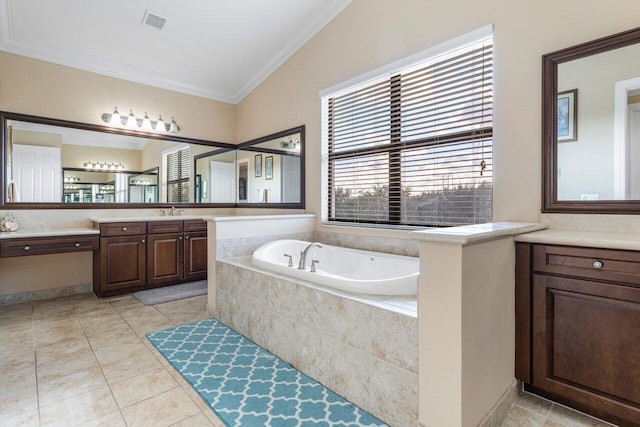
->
[315,230,419,257]
[215,257,419,427]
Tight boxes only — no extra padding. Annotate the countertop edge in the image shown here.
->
[205,214,316,222]
[410,222,547,245]
[0,229,100,239]
[514,229,640,251]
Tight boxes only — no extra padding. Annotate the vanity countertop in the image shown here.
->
[0,228,100,239]
[90,216,206,223]
[514,228,640,251]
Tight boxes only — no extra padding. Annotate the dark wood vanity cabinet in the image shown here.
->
[516,243,640,426]
[147,220,184,286]
[96,235,147,293]
[93,220,207,297]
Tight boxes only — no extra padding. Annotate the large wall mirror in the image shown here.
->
[0,112,305,209]
[543,26,640,212]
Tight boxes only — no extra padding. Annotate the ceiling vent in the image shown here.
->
[141,10,167,30]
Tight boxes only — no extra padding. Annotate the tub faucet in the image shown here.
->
[298,242,323,270]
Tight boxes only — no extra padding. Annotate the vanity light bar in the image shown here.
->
[101,107,180,133]
[83,161,125,171]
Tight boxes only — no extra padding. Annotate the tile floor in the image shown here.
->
[500,391,616,427]
[0,291,618,427]
[0,292,224,426]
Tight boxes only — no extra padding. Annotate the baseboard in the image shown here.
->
[476,379,520,427]
[0,283,92,305]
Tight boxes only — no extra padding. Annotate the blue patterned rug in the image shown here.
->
[146,318,386,427]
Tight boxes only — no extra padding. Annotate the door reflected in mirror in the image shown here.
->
[194,127,304,205]
[2,112,304,208]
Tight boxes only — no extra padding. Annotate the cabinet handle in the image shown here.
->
[23,246,30,251]
[592,260,603,269]
[141,239,146,243]
[122,227,128,231]
[179,236,183,240]
[74,243,81,247]
[185,236,189,239]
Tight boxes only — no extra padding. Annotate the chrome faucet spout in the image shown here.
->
[298,242,323,270]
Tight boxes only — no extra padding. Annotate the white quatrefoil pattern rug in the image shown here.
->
[147,318,386,427]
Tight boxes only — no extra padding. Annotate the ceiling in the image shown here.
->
[0,0,352,104]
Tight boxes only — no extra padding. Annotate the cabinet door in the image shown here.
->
[147,233,184,286]
[99,236,146,293]
[532,274,640,425]
[184,231,207,281]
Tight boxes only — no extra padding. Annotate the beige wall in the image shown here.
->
[0,51,236,143]
[235,0,640,228]
[61,144,142,170]
[0,50,237,294]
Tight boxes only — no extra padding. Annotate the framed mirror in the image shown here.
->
[194,125,305,207]
[543,26,640,213]
[1,112,305,209]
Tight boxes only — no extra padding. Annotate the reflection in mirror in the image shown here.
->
[543,26,640,213]
[194,126,304,205]
[2,112,304,208]
[557,42,640,201]
[5,118,217,204]
[194,149,236,203]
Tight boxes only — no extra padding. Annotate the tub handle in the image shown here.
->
[283,253,293,268]
[310,259,320,273]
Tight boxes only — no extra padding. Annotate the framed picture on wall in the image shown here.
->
[255,154,262,177]
[557,89,578,142]
[265,156,273,180]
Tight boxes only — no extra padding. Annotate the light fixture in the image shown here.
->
[83,161,125,171]
[155,115,165,132]
[109,107,121,126]
[280,137,300,149]
[101,107,180,133]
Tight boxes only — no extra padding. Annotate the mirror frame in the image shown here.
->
[543,26,640,213]
[0,112,305,209]
[235,125,306,209]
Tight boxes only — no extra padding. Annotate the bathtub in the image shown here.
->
[252,239,419,295]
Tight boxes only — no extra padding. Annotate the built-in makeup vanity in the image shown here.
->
[516,26,640,426]
[0,229,99,257]
[91,217,208,297]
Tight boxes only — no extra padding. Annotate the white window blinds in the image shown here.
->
[165,146,190,203]
[323,35,493,227]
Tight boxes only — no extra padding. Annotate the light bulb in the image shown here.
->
[155,115,165,132]
[141,112,153,131]
[127,109,137,128]
[169,116,179,133]
[109,107,121,126]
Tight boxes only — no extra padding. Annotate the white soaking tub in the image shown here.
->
[252,239,419,295]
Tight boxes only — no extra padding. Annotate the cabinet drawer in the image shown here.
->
[147,221,183,234]
[100,222,146,237]
[184,219,207,232]
[1,235,99,257]
[533,244,640,286]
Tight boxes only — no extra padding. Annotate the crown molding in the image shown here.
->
[232,0,353,104]
[0,0,352,105]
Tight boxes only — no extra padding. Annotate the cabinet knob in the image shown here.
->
[74,243,81,247]
[592,260,603,269]
[141,239,146,243]
[179,236,183,240]
[185,236,189,239]
[23,246,30,251]
[122,227,128,231]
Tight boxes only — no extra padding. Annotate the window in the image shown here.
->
[321,30,493,227]
[163,146,190,203]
